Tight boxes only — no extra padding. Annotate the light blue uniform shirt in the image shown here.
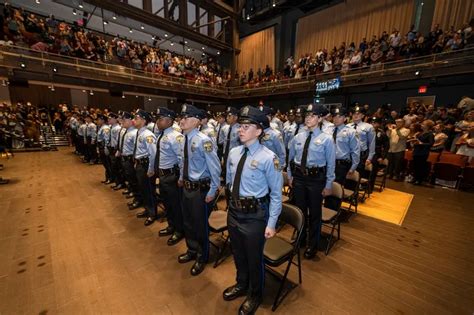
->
[200,123,217,148]
[135,127,157,173]
[97,124,111,146]
[110,124,121,148]
[179,128,221,198]
[226,140,283,229]
[284,123,304,149]
[347,121,376,160]
[322,119,335,135]
[122,127,137,156]
[78,123,86,136]
[334,124,360,171]
[118,127,127,152]
[69,117,79,130]
[222,123,241,154]
[84,122,97,143]
[261,127,286,168]
[287,127,336,189]
[156,126,183,169]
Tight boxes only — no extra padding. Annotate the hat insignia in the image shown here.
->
[242,106,249,116]
[307,104,313,111]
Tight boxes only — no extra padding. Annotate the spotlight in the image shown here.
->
[129,28,133,33]
[35,0,41,4]
[20,62,26,68]
[73,9,77,15]
[164,33,168,37]
[122,95,125,99]
[78,2,84,8]
[140,25,145,30]
[170,42,174,46]
[52,66,58,73]
[103,20,108,25]
[148,97,152,101]
[90,90,94,95]
[112,14,117,20]
[415,70,420,76]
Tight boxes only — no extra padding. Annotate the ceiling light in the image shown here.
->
[164,33,168,37]
[35,0,41,4]
[103,20,108,25]
[112,14,117,20]
[90,90,94,95]
[129,28,133,33]
[170,42,174,46]
[148,97,152,101]
[140,25,145,30]
[78,2,84,8]
[122,95,125,99]
[73,9,77,15]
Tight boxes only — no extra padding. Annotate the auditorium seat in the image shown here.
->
[321,182,343,255]
[433,162,463,188]
[343,171,360,213]
[439,151,467,167]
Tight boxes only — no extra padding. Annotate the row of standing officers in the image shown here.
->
[69,103,385,315]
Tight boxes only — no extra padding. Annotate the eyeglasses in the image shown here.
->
[239,124,257,131]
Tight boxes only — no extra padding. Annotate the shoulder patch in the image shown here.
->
[263,134,271,141]
[146,136,154,144]
[273,156,281,171]
[176,135,184,143]
[203,140,213,152]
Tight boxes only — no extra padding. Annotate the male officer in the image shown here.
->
[284,106,306,150]
[178,104,221,276]
[287,104,336,259]
[321,105,335,135]
[199,110,217,144]
[331,107,360,185]
[69,112,80,154]
[107,113,123,187]
[96,114,112,183]
[77,115,86,158]
[119,112,142,209]
[347,105,375,176]
[259,106,286,169]
[84,114,98,164]
[154,107,185,245]
[223,106,282,315]
[133,110,158,226]
[221,106,241,171]
[283,109,297,147]
[369,117,389,193]
[111,115,127,191]
[216,112,227,159]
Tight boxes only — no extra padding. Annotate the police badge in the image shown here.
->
[242,106,249,116]
[203,141,213,152]
[146,136,154,144]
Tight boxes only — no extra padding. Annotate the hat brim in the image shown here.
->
[239,117,263,128]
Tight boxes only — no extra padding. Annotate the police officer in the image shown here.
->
[347,106,375,176]
[368,117,389,193]
[154,107,185,245]
[287,103,336,259]
[177,104,221,276]
[283,109,297,147]
[133,110,158,226]
[321,105,335,135]
[199,110,217,144]
[284,106,306,151]
[221,107,241,172]
[111,115,127,191]
[107,113,122,187]
[84,114,98,164]
[259,106,286,168]
[332,107,360,185]
[96,114,112,183]
[119,112,142,209]
[223,106,283,315]
[216,112,227,159]
[69,112,80,154]
[77,116,86,158]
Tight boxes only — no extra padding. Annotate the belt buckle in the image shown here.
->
[184,181,191,190]
[232,199,242,209]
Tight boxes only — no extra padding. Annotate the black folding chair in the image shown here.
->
[321,182,343,255]
[263,203,304,311]
[342,170,360,214]
[208,188,230,267]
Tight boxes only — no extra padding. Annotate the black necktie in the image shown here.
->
[300,131,313,173]
[333,126,338,142]
[295,123,300,136]
[232,147,248,201]
[183,134,189,179]
[119,129,126,151]
[217,124,222,143]
[155,131,164,170]
[353,123,358,130]
[224,125,232,160]
[199,125,202,131]
[85,124,88,137]
[108,125,112,145]
[132,130,139,157]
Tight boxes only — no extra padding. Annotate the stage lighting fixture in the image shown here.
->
[73,9,77,15]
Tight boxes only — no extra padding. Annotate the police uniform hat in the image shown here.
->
[287,109,296,116]
[226,106,239,116]
[295,105,307,116]
[84,113,93,119]
[108,112,119,119]
[370,116,382,123]
[181,104,206,119]
[121,111,134,120]
[156,107,176,119]
[259,106,273,116]
[239,106,269,130]
[331,107,348,116]
[320,105,330,116]
[135,109,152,122]
[352,105,367,115]
[306,104,327,116]
[96,114,107,121]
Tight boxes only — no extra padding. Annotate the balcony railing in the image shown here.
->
[0,45,473,100]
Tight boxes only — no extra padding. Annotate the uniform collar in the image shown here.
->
[243,140,260,156]
[305,126,322,136]
[186,128,199,138]
[126,126,135,131]
[264,127,272,132]
[163,126,174,134]
[138,126,147,134]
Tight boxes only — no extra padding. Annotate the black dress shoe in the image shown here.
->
[113,184,124,190]
[101,179,108,184]
[167,232,184,246]
[125,192,134,199]
[136,211,147,218]
[105,179,113,185]
[304,247,317,259]
[128,201,141,210]
[190,261,205,276]
[238,295,262,315]
[223,284,247,301]
[159,226,174,237]
[178,252,196,264]
[122,189,130,195]
[144,217,156,226]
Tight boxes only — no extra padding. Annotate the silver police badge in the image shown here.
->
[307,104,313,111]
[156,108,160,115]
[181,104,187,113]
[242,106,249,116]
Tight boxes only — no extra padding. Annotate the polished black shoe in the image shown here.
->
[144,217,156,226]
[190,261,205,276]
[125,192,134,199]
[178,252,196,264]
[167,232,184,246]
[238,295,262,315]
[159,226,174,237]
[113,184,124,190]
[223,284,247,301]
[304,247,317,259]
[122,189,130,195]
[136,211,147,218]
[105,179,113,185]
[101,179,108,184]
[128,201,141,210]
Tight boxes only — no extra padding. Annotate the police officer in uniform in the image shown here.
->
[368,117,389,193]
[177,104,221,276]
[223,106,283,315]
[199,110,217,144]
[84,114,98,164]
[119,112,142,209]
[96,114,112,183]
[259,106,286,169]
[69,112,80,154]
[321,105,335,135]
[287,104,336,259]
[347,106,375,176]
[154,107,185,245]
[216,112,227,159]
[331,107,360,185]
[107,113,122,186]
[77,116,87,158]
[133,110,158,226]
[221,107,241,174]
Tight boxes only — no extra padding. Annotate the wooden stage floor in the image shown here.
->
[0,148,473,314]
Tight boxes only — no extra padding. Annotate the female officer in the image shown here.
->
[287,104,336,259]
[223,106,282,315]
